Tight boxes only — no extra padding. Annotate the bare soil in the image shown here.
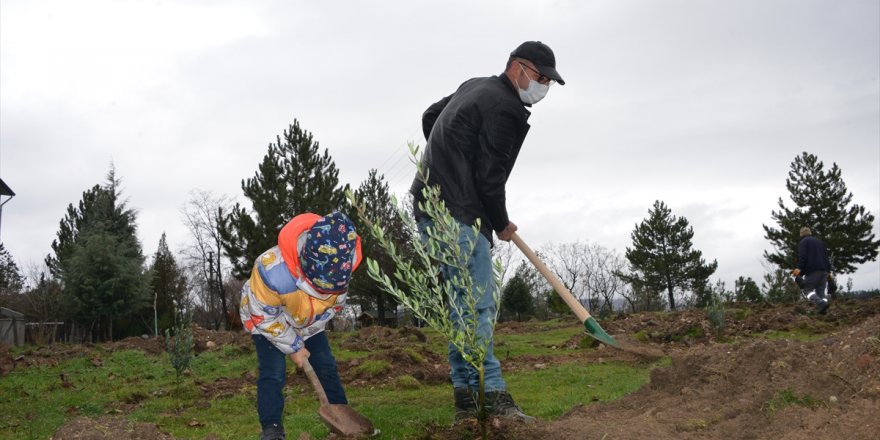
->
[49,416,174,440]
[15,298,878,439]
[424,299,880,439]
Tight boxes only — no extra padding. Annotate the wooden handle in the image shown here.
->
[302,358,330,405]
[511,232,592,322]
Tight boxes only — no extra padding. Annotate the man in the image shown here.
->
[240,212,364,440]
[792,226,832,314]
[409,41,565,423]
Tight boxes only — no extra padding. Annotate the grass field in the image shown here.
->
[0,320,664,439]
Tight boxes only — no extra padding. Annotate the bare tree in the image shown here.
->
[491,241,521,286]
[619,281,666,313]
[541,241,590,309]
[19,262,65,344]
[181,190,232,329]
[582,244,627,317]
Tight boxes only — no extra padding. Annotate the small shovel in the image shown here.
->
[301,359,376,437]
[511,232,621,348]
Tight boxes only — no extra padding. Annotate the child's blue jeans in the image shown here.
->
[253,331,347,429]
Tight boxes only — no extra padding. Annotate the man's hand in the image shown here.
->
[791,268,801,277]
[496,221,518,242]
[290,348,311,368]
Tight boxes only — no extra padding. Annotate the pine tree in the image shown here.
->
[501,268,535,321]
[220,120,349,279]
[762,268,801,303]
[149,233,188,336]
[621,200,718,310]
[48,166,150,341]
[0,243,24,297]
[349,169,412,326]
[763,152,879,273]
[734,276,762,303]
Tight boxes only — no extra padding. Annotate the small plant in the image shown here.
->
[706,292,725,336]
[348,142,503,440]
[164,311,194,390]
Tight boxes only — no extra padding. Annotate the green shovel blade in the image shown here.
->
[584,316,620,348]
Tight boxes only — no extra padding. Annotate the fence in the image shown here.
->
[0,307,25,347]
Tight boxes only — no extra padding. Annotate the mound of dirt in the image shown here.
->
[602,299,880,346]
[1,343,95,373]
[338,325,429,351]
[421,300,880,439]
[340,345,448,387]
[105,335,166,355]
[525,314,880,440]
[190,324,253,352]
[50,416,175,439]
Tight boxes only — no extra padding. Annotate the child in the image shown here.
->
[240,212,362,440]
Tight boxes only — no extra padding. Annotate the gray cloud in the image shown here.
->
[1,0,877,291]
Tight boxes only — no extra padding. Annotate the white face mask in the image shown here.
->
[517,64,549,104]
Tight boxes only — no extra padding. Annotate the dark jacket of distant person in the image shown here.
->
[797,234,831,274]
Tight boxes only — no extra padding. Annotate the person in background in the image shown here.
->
[410,41,566,424]
[240,212,363,440]
[792,226,832,314]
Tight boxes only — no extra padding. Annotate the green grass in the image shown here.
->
[763,388,824,413]
[0,326,661,440]
[493,323,585,358]
[353,360,393,378]
[726,307,753,320]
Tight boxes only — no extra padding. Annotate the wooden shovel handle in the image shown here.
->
[511,232,592,323]
[302,358,330,406]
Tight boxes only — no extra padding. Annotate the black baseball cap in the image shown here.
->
[510,41,565,85]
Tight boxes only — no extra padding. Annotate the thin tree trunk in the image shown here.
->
[215,239,230,330]
[377,292,386,326]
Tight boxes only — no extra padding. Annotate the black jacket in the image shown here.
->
[410,74,531,241]
[797,235,832,274]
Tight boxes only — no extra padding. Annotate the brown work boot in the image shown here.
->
[485,391,536,423]
[453,387,477,423]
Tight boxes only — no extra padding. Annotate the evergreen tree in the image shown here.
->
[621,200,718,310]
[697,278,734,306]
[149,233,188,336]
[544,288,569,315]
[762,268,801,303]
[220,120,349,279]
[0,243,24,297]
[349,169,412,326]
[763,152,879,273]
[734,276,762,303]
[48,167,150,341]
[501,264,536,321]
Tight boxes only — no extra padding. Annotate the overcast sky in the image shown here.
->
[2,0,878,292]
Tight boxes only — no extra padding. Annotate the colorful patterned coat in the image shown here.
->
[239,213,363,354]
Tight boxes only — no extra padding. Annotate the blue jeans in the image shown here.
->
[418,219,507,392]
[253,331,347,429]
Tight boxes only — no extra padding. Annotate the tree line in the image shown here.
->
[0,119,877,341]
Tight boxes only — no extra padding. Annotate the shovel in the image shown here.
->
[301,359,376,437]
[511,232,621,348]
